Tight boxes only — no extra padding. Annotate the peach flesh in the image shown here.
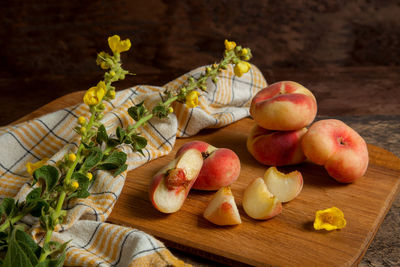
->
[149,148,203,213]
[203,186,241,226]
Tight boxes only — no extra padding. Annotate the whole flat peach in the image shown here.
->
[250,81,317,131]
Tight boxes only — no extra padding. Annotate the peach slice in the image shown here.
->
[149,148,203,213]
[263,167,303,203]
[203,186,242,226]
[242,178,282,220]
[176,141,241,190]
[301,119,369,183]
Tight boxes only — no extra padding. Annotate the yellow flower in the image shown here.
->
[108,35,131,54]
[224,39,236,51]
[314,207,346,231]
[26,158,49,175]
[83,81,106,106]
[68,153,77,162]
[86,172,93,181]
[110,70,116,77]
[80,127,87,134]
[71,181,79,190]
[168,107,174,113]
[78,116,86,125]
[241,48,249,56]
[234,61,251,77]
[185,91,200,108]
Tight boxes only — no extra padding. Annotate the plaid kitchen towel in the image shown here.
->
[0,64,267,266]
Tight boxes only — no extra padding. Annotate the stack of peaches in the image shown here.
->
[149,81,369,226]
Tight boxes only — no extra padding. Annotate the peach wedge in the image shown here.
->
[243,178,282,220]
[263,167,303,203]
[203,186,242,226]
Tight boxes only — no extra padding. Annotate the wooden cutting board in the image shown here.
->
[108,118,400,267]
[14,92,400,267]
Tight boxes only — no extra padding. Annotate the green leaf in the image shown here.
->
[128,101,146,121]
[1,198,16,217]
[131,134,147,152]
[71,173,90,192]
[113,164,128,176]
[26,188,41,203]
[98,151,127,170]
[152,105,168,119]
[3,227,34,267]
[106,138,121,148]
[15,229,40,264]
[28,199,49,218]
[96,124,108,144]
[116,127,126,142]
[81,147,102,171]
[32,166,60,194]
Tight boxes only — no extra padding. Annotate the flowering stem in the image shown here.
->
[0,212,27,232]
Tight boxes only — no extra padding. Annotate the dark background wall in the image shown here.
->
[1,0,400,125]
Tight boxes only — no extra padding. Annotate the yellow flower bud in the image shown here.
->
[80,127,87,134]
[86,172,93,181]
[110,70,116,77]
[234,61,251,77]
[100,62,109,70]
[78,116,86,125]
[241,48,249,56]
[185,91,200,108]
[108,90,116,99]
[108,35,131,54]
[68,153,76,162]
[71,181,79,190]
[26,158,49,175]
[224,39,236,51]
[205,67,212,74]
[168,107,174,113]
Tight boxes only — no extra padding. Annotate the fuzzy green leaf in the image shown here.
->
[81,147,102,171]
[98,151,127,170]
[32,166,60,194]
[3,228,35,267]
[96,124,108,145]
[116,127,126,142]
[128,101,146,121]
[113,164,128,176]
[0,198,16,218]
[131,135,147,152]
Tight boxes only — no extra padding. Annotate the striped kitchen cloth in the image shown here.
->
[0,64,267,266]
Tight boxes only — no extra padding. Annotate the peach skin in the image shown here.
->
[250,81,317,131]
[247,123,307,166]
[301,119,369,183]
[176,141,241,190]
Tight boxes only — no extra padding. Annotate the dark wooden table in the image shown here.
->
[3,66,399,266]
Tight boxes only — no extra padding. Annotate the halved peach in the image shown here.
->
[149,149,203,213]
